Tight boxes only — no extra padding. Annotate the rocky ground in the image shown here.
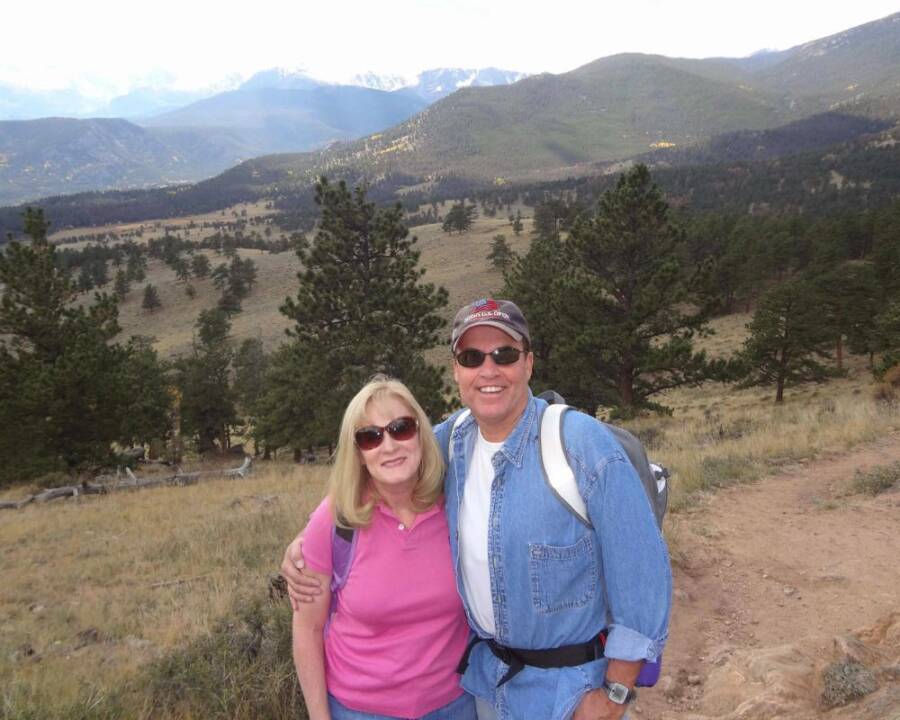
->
[635,433,900,720]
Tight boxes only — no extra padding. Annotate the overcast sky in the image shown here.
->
[4,0,899,96]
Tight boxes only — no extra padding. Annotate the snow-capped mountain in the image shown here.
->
[345,67,529,102]
[348,72,412,93]
[408,68,529,102]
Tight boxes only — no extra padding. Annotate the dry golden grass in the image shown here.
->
[0,462,328,716]
[49,202,277,247]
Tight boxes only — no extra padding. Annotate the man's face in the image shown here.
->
[453,325,533,442]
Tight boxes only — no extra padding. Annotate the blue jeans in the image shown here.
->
[328,692,476,720]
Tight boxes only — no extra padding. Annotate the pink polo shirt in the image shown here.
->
[303,496,468,717]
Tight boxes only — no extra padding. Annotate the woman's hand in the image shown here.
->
[281,533,324,610]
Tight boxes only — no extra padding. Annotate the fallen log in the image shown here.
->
[0,457,252,511]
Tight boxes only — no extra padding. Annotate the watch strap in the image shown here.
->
[603,679,637,704]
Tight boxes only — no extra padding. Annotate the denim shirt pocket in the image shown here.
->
[528,534,596,613]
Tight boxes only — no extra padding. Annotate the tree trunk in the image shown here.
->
[618,362,635,410]
[776,349,787,403]
[835,335,844,372]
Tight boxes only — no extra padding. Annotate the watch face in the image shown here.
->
[605,681,632,704]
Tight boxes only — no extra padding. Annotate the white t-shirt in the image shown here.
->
[458,430,503,636]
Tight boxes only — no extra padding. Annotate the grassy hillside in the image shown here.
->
[752,11,900,114]
[55,205,534,359]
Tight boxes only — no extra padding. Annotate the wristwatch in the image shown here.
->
[603,680,637,705]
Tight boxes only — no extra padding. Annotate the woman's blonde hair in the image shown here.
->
[329,375,444,528]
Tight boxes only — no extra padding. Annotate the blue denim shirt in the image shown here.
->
[434,393,672,720]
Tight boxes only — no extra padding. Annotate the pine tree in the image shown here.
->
[114,269,130,300]
[502,229,567,395]
[487,234,515,272]
[142,284,161,313]
[126,251,146,282]
[233,338,270,454]
[874,299,900,372]
[191,253,211,279]
[512,209,524,236]
[441,202,477,234]
[740,279,831,402]
[812,260,879,371]
[271,178,450,448]
[176,309,238,454]
[0,209,168,482]
[558,164,716,414]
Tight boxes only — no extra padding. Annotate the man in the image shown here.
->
[283,298,671,720]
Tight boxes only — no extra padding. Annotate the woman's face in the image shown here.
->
[357,396,422,497]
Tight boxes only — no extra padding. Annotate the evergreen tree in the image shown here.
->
[512,209,524,236]
[77,265,95,292]
[142,284,161,313]
[176,309,238,454]
[191,253,211,279]
[211,263,230,290]
[271,178,450,449]
[117,336,172,449]
[233,338,270,454]
[558,165,716,414]
[502,229,567,394]
[812,261,879,371]
[114,269,130,300]
[487,234,515,272]
[173,256,192,282]
[126,251,146,283]
[441,202,477,234]
[0,209,167,482]
[874,299,900,372]
[739,279,831,402]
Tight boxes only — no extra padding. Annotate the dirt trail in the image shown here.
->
[637,433,900,719]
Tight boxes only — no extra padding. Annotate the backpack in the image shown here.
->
[330,392,669,686]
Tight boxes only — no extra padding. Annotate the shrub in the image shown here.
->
[851,462,900,496]
[874,364,900,402]
[820,657,878,708]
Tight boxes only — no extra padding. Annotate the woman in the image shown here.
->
[292,375,475,720]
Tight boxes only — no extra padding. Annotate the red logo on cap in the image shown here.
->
[473,298,499,312]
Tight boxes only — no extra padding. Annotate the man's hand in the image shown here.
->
[280,534,324,610]
[571,688,628,720]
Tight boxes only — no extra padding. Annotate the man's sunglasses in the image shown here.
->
[354,416,419,451]
[454,346,526,368]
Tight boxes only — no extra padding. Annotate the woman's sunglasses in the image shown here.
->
[354,416,419,451]
[454,346,526,368]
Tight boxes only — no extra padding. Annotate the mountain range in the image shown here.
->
[0,67,527,204]
[2,11,900,215]
[236,11,900,191]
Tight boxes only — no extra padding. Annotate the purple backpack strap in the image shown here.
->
[331,521,357,597]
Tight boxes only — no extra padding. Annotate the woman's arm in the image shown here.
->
[292,566,333,720]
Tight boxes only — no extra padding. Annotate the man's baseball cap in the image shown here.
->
[450,298,530,352]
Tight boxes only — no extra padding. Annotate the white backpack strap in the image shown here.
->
[447,409,471,459]
[540,404,592,529]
